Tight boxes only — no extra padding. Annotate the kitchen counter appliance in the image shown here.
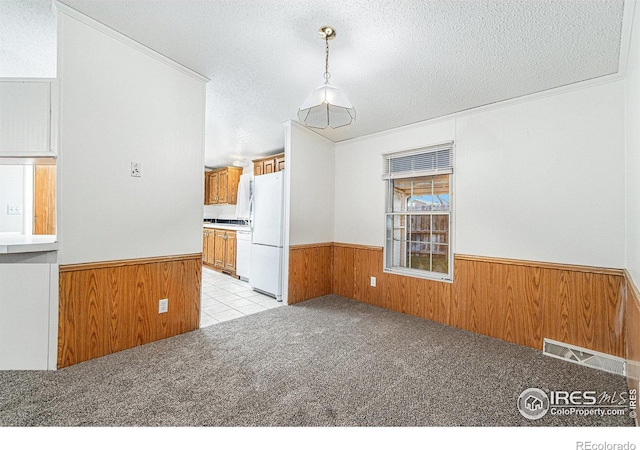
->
[249,171,284,300]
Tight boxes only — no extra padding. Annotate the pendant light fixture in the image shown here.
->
[297,26,356,129]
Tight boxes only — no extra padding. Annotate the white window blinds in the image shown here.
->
[382,141,453,180]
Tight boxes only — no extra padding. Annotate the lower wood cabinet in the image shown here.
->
[225,231,236,272]
[214,230,226,269]
[202,228,237,277]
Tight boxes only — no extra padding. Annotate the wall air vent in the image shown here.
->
[543,338,626,376]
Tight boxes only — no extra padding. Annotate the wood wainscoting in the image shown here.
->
[58,254,202,368]
[291,243,625,357]
[626,271,640,394]
[288,243,333,305]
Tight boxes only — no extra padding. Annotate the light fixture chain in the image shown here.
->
[324,37,330,81]
[297,25,354,129]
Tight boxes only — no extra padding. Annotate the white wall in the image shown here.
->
[334,119,456,247]
[626,0,640,286]
[57,10,206,264]
[0,165,25,233]
[456,81,624,268]
[335,81,625,269]
[287,121,335,245]
[203,204,238,220]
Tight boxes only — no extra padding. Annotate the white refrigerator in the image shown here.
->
[250,171,284,300]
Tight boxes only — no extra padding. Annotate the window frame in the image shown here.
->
[382,143,454,283]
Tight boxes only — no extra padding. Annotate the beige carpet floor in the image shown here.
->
[0,295,633,426]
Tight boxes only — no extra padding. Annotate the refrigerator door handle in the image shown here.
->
[249,193,254,233]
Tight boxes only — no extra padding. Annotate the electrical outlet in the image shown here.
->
[6,205,21,215]
[370,276,376,287]
[158,298,168,314]
[131,162,142,177]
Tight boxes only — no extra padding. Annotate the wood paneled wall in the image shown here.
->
[288,243,626,357]
[58,254,202,368]
[33,164,56,235]
[626,272,640,394]
[288,243,333,305]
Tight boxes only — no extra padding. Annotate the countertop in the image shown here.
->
[203,223,251,232]
[0,235,59,254]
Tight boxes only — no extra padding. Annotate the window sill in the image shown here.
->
[383,267,453,284]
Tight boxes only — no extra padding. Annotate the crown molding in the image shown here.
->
[618,0,637,78]
[54,1,209,84]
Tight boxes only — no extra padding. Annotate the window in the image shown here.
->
[0,163,56,236]
[383,142,453,282]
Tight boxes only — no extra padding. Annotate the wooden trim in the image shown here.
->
[289,242,333,250]
[455,254,624,277]
[33,164,56,235]
[304,246,624,276]
[626,270,640,306]
[332,242,383,251]
[59,253,202,273]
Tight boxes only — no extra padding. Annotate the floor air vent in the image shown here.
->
[543,338,626,376]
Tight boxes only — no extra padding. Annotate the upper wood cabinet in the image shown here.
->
[204,166,242,205]
[253,152,284,176]
[0,80,54,157]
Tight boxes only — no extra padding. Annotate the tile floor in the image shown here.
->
[200,267,283,327]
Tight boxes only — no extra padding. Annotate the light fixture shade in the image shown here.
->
[297,81,356,129]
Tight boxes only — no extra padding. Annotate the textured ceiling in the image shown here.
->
[4,1,627,167]
[0,0,57,78]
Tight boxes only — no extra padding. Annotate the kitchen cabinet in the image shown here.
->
[0,80,55,157]
[202,227,237,277]
[202,229,207,263]
[213,230,226,269]
[202,228,216,266]
[224,231,236,272]
[204,167,242,205]
[253,152,285,176]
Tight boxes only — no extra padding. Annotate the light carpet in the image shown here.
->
[0,295,633,426]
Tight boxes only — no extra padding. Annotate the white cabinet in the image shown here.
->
[0,263,58,370]
[0,80,54,156]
